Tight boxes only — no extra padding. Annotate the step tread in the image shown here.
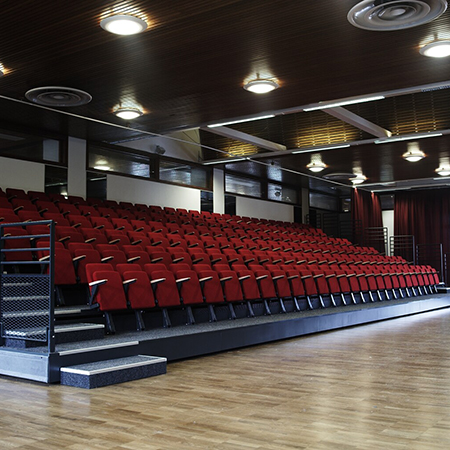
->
[55,305,91,315]
[57,340,139,356]
[2,323,104,339]
[60,355,167,375]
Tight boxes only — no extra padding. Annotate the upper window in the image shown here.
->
[0,129,66,165]
[225,173,262,198]
[159,160,212,189]
[267,183,298,204]
[310,191,339,211]
[88,144,156,178]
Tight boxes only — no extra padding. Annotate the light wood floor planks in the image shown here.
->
[3,309,450,449]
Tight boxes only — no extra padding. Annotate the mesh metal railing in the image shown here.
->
[0,220,55,353]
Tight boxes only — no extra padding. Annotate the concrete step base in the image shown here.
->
[60,355,167,388]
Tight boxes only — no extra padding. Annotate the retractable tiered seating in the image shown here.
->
[0,188,442,334]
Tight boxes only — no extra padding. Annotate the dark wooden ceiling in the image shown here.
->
[1,0,450,192]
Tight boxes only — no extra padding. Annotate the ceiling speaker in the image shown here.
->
[348,0,447,30]
[25,86,92,107]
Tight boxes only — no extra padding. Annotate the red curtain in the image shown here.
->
[351,188,382,230]
[394,189,450,253]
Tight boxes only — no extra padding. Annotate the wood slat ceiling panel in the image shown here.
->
[348,89,450,136]
[201,112,371,160]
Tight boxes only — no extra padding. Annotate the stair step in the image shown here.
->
[55,305,91,315]
[57,340,139,356]
[3,323,105,348]
[60,355,167,388]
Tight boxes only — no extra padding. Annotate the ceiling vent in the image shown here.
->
[323,172,356,181]
[347,0,447,31]
[25,86,92,107]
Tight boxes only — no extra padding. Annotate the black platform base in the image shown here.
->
[1,294,449,384]
[60,355,167,389]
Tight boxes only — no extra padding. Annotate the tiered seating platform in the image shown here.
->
[1,186,449,387]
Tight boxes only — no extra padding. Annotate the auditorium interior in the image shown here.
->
[2,1,450,448]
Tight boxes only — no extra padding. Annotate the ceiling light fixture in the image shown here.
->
[100,14,147,35]
[303,96,385,112]
[292,144,350,154]
[115,107,143,120]
[420,40,450,58]
[243,75,279,94]
[351,174,367,185]
[306,161,327,173]
[436,166,450,176]
[375,132,442,144]
[94,165,111,171]
[402,148,425,162]
[207,114,275,128]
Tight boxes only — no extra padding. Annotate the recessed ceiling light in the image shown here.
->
[351,174,367,185]
[100,14,147,35]
[243,76,279,94]
[115,107,143,120]
[436,166,450,176]
[306,161,327,172]
[207,114,275,128]
[303,96,384,111]
[420,40,450,58]
[402,148,425,162]
[375,132,442,144]
[94,165,111,171]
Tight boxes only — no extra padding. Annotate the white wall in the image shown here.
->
[236,196,294,222]
[107,174,201,211]
[382,210,394,254]
[67,137,86,198]
[0,157,45,192]
[213,168,224,214]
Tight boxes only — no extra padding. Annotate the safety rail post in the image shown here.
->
[416,243,444,283]
[390,235,415,264]
[48,220,56,353]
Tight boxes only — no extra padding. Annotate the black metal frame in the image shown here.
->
[0,220,56,353]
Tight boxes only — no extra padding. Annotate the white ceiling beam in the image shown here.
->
[202,126,287,152]
[324,106,392,138]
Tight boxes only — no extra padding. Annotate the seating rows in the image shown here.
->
[0,187,441,333]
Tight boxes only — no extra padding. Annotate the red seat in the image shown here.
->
[2,226,33,262]
[41,213,70,227]
[116,263,157,330]
[67,214,92,229]
[90,216,114,230]
[35,200,60,215]
[85,263,128,333]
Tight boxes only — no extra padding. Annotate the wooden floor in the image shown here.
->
[2,309,450,449]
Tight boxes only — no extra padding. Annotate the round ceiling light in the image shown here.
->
[420,40,450,57]
[402,149,425,162]
[306,161,327,172]
[435,166,450,176]
[243,77,279,94]
[351,174,367,184]
[115,107,143,120]
[100,14,147,35]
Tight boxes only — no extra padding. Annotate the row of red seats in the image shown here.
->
[32,235,439,332]
[1,187,319,231]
